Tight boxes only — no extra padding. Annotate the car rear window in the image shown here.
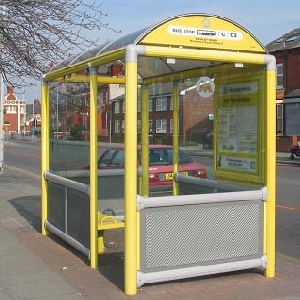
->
[148,148,193,165]
[100,147,194,167]
[99,149,124,167]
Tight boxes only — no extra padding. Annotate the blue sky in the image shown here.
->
[100,0,299,45]
[25,0,299,102]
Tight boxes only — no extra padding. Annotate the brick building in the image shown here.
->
[3,86,26,134]
[108,82,213,146]
[2,86,41,134]
[266,28,300,150]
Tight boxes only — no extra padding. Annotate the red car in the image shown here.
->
[98,144,207,194]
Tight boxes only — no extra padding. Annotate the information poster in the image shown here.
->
[216,80,259,174]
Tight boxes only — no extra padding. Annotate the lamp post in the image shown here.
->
[0,4,7,173]
[32,101,35,135]
[56,84,59,139]
[0,72,4,173]
[32,98,40,136]
[15,88,25,134]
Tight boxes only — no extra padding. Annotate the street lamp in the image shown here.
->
[15,88,25,134]
[0,4,7,173]
[32,98,40,136]
[56,84,59,139]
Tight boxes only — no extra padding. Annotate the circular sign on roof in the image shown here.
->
[196,76,215,98]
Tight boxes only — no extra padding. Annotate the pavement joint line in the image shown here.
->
[9,217,25,228]
[277,204,295,211]
[5,164,40,181]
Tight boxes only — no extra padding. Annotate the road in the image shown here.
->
[3,140,300,260]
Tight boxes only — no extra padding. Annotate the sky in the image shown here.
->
[24,0,300,103]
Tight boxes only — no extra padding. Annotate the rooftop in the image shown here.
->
[266,28,300,52]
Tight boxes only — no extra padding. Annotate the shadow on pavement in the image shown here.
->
[8,195,41,232]
[8,194,126,290]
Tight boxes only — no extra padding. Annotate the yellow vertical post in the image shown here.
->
[141,86,149,197]
[172,82,179,196]
[264,56,277,277]
[89,67,99,268]
[124,46,139,295]
[41,81,50,236]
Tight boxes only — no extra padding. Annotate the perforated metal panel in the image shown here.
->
[48,182,66,231]
[66,188,90,247]
[67,173,125,217]
[47,181,90,248]
[97,175,124,217]
[140,200,263,272]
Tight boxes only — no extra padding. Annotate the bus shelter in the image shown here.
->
[41,13,276,295]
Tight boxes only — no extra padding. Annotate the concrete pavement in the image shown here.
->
[0,153,300,299]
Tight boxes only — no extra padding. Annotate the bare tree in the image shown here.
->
[0,0,120,86]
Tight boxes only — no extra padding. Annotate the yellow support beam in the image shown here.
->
[172,82,179,196]
[264,58,277,278]
[51,75,126,84]
[145,46,266,65]
[43,49,124,82]
[41,82,50,236]
[124,58,138,295]
[89,67,99,269]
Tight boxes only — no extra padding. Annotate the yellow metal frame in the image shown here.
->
[97,212,125,254]
[41,14,276,296]
[124,56,138,294]
[41,82,49,236]
[172,82,179,196]
[264,63,277,277]
[89,67,99,268]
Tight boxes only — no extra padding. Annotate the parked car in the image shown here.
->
[97,144,207,194]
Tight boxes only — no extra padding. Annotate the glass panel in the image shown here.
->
[49,82,90,172]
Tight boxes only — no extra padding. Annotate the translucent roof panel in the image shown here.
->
[50,27,150,72]
[99,27,150,54]
[46,13,266,81]
[51,41,111,71]
[137,57,218,79]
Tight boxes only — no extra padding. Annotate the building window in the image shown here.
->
[156,119,167,133]
[137,120,141,133]
[149,99,153,112]
[170,97,173,110]
[115,101,121,113]
[170,119,173,134]
[156,97,167,111]
[149,119,153,133]
[137,98,141,112]
[276,104,283,135]
[115,120,120,133]
[98,91,104,107]
[277,63,283,90]
[6,106,16,113]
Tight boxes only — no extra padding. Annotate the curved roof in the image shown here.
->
[50,13,265,72]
